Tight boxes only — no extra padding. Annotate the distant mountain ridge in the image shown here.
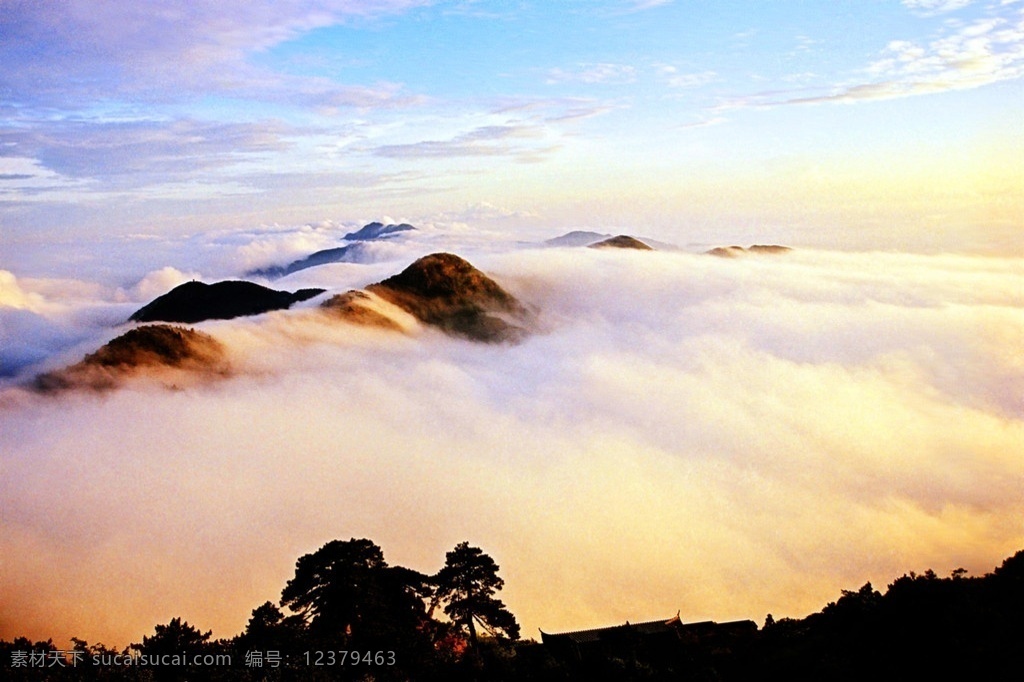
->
[248,243,368,279]
[544,230,612,247]
[589,235,654,250]
[130,280,324,324]
[706,244,792,258]
[545,230,674,250]
[343,221,417,241]
[249,222,418,279]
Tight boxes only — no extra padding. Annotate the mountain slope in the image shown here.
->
[34,325,228,392]
[327,253,529,342]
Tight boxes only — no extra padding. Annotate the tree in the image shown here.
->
[279,538,432,649]
[134,618,213,682]
[136,617,211,656]
[237,601,307,655]
[433,541,520,646]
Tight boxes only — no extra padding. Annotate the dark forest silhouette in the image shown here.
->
[4,544,1023,680]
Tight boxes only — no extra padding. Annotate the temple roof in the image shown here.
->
[540,616,757,645]
[541,615,686,644]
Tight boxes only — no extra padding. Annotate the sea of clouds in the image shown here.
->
[1,228,1021,648]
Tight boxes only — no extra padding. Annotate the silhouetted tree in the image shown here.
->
[236,601,307,658]
[136,617,211,656]
[279,537,436,677]
[433,541,520,646]
[134,618,214,682]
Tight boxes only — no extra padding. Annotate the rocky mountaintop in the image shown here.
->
[327,253,529,343]
[589,235,654,250]
[33,324,228,392]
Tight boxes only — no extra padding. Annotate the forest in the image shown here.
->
[3,541,1022,681]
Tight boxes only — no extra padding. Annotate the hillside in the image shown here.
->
[33,325,228,391]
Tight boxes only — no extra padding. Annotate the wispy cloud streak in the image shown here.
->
[721,4,1024,107]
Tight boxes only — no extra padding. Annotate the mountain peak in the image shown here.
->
[589,235,654,250]
[130,280,324,323]
[33,324,228,392]
[371,253,516,307]
[343,222,417,241]
[328,252,529,343]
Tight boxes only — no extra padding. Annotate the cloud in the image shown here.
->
[1,245,1021,649]
[0,1,434,108]
[722,4,1024,107]
[0,271,129,378]
[623,0,674,11]
[903,0,977,14]
[0,157,90,199]
[545,63,639,85]
[0,270,46,311]
[665,70,718,88]
[0,119,293,183]
[123,267,203,303]
[371,123,555,160]
[676,116,728,129]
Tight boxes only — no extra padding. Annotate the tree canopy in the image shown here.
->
[279,537,433,654]
[434,541,520,644]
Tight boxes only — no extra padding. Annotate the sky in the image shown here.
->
[1,0,1022,260]
[0,0,1023,654]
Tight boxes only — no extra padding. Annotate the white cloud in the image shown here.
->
[0,271,131,378]
[902,0,977,14]
[1,246,1021,647]
[546,63,639,85]
[666,70,718,88]
[370,123,557,161]
[722,5,1024,107]
[624,0,674,11]
[0,270,46,311]
[122,267,203,303]
[0,1,435,107]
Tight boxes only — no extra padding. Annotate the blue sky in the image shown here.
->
[1,0,1021,256]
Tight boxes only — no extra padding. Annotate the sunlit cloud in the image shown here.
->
[1,244,1021,647]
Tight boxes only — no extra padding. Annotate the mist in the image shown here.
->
[1,244,1021,648]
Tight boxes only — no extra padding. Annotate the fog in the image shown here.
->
[1,242,1022,647]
